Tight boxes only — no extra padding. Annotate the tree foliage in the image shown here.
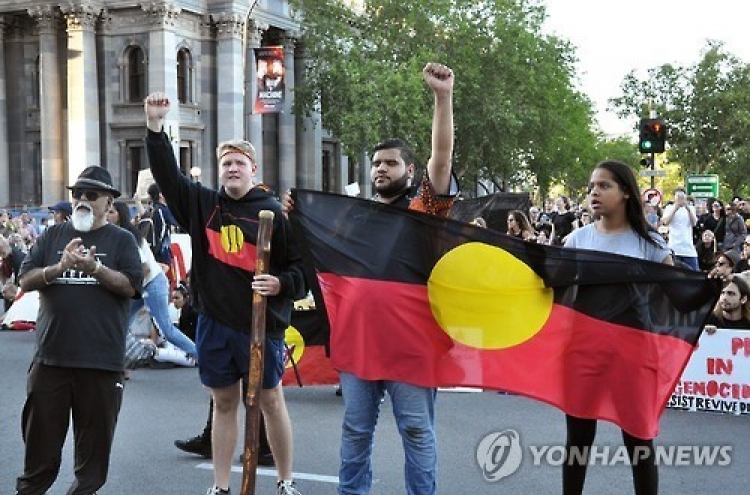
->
[290,0,602,198]
[609,41,750,199]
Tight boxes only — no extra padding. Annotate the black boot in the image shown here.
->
[175,400,213,458]
[174,432,211,458]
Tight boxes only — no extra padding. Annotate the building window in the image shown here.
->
[177,48,191,104]
[127,144,144,197]
[127,47,146,103]
[179,143,193,177]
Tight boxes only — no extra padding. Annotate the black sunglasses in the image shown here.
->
[71,189,102,201]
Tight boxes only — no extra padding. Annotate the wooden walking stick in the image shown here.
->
[240,210,274,495]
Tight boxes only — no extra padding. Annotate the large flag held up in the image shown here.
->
[288,189,720,439]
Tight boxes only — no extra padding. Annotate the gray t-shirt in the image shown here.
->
[564,223,670,263]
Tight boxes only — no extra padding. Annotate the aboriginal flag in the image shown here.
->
[288,190,720,439]
[282,309,338,386]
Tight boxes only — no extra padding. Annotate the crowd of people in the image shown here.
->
[2,61,747,495]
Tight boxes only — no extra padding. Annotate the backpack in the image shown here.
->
[138,206,171,262]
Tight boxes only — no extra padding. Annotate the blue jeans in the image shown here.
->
[338,372,437,495]
[130,271,196,356]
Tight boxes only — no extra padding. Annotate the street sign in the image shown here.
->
[639,169,666,177]
[686,174,719,199]
[643,188,662,206]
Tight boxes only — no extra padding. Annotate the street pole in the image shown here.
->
[651,152,655,190]
[649,108,657,190]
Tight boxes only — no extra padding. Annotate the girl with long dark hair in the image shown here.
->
[562,160,673,495]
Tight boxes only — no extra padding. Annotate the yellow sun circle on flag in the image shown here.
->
[428,242,553,349]
[284,325,305,368]
[221,225,244,253]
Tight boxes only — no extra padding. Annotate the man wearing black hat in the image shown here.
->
[13,166,143,495]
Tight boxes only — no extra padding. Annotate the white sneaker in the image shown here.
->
[276,480,302,495]
[206,485,230,495]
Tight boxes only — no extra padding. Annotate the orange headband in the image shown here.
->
[218,147,255,164]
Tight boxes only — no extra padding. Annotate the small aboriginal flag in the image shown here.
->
[282,309,337,386]
[288,189,720,439]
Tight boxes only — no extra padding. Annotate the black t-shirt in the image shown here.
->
[1,245,26,284]
[705,313,750,330]
[551,211,576,245]
[20,222,143,371]
[178,302,198,342]
[699,214,725,243]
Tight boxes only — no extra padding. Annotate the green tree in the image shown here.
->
[609,41,750,199]
[291,0,600,198]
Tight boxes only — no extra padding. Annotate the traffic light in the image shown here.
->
[638,118,667,154]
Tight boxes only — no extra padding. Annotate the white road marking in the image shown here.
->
[195,463,339,484]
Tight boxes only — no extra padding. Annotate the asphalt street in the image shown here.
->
[1,329,747,495]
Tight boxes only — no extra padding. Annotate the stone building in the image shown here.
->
[0,0,355,207]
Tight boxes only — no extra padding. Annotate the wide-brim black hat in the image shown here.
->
[67,166,121,198]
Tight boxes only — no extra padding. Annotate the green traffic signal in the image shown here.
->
[638,118,667,154]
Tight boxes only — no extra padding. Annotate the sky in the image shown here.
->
[542,0,750,139]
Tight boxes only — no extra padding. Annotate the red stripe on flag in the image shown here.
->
[322,273,693,439]
[205,228,257,271]
[282,346,338,386]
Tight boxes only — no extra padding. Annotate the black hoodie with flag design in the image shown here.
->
[145,129,305,338]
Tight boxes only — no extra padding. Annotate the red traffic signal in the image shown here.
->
[639,118,667,154]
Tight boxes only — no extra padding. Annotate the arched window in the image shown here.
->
[127,46,146,102]
[177,48,191,104]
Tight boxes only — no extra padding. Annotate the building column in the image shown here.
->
[278,33,297,193]
[62,3,101,185]
[30,6,65,203]
[245,20,266,179]
[0,17,10,206]
[144,2,181,160]
[216,13,245,145]
[294,40,322,190]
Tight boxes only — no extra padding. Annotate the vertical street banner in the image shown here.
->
[254,46,285,114]
[288,189,720,439]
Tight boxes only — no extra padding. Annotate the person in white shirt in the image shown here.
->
[661,189,699,270]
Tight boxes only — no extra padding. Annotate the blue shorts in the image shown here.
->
[195,313,286,389]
